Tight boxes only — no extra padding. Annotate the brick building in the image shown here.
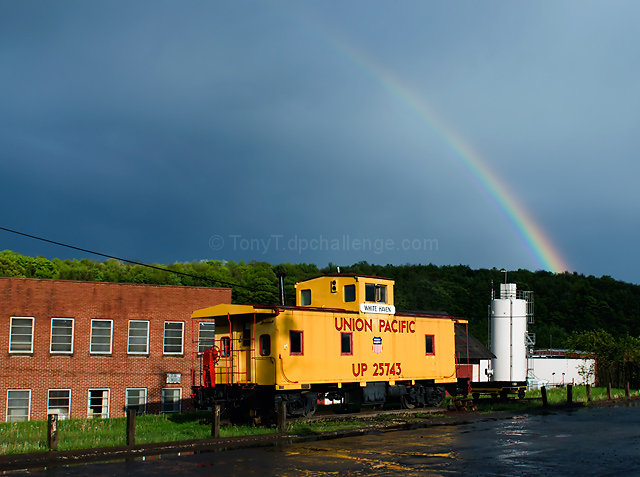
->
[0,277,231,422]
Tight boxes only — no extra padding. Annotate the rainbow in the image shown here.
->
[325,39,569,273]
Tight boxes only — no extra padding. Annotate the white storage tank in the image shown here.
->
[490,283,528,382]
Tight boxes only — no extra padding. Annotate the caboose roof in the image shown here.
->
[192,303,466,322]
[296,273,394,283]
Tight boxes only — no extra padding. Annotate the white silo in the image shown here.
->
[490,283,529,383]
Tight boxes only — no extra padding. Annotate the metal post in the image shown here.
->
[278,401,287,433]
[607,382,612,400]
[47,414,58,451]
[541,386,548,408]
[126,408,136,446]
[567,384,573,406]
[212,404,221,438]
[586,384,592,402]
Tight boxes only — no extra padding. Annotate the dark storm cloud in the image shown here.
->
[1,1,640,282]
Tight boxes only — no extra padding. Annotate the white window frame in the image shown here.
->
[87,388,110,418]
[6,389,31,422]
[198,322,215,353]
[163,321,184,355]
[90,319,113,354]
[50,318,75,354]
[126,388,147,415]
[127,320,150,354]
[9,317,34,353]
[161,387,182,413]
[48,389,71,420]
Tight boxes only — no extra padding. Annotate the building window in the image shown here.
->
[90,319,113,354]
[198,322,215,352]
[344,284,356,302]
[9,317,34,353]
[365,284,387,303]
[162,388,182,413]
[425,335,435,355]
[290,330,303,355]
[6,390,30,422]
[260,334,271,356]
[126,388,147,415]
[300,289,311,306]
[163,322,184,355]
[128,320,149,354]
[341,332,352,355]
[48,389,71,420]
[220,336,231,357]
[50,318,74,354]
[88,389,110,418]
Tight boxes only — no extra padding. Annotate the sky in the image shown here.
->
[1,1,639,284]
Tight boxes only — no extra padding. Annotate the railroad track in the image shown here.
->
[296,406,446,422]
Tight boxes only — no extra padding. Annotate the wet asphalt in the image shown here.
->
[18,404,640,476]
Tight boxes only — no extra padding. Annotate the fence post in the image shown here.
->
[541,386,548,408]
[126,408,136,446]
[47,414,58,451]
[211,404,221,438]
[567,384,573,406]
[586,384,592,402]
[625,381,630,398]
[607,382,612,400]
[278,401,287,433]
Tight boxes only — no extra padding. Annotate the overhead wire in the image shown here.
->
[0,226,279,296]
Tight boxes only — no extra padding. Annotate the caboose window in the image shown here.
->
[290,330,303,355]
[260,334,271,356]
[220,336,231,357]
[425,335,435,355]
[378,285,387,303]
[365,284,387,303]
[365,284,376,302]
[300,289,311,306]
[344,284,356,302]
[341,332,352,355]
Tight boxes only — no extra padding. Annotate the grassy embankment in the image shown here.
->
[475,385,638,412]
[1,386,636,455]
[0,412,372,455]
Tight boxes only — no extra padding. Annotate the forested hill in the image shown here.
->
[2,250,639,348]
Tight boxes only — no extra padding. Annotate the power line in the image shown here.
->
[0,226,278,295]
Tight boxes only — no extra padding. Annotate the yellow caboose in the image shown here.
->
[192,274,467,418]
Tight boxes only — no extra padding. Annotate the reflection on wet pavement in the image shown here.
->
[24,405,640,476]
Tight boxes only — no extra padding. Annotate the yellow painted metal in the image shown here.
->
[294,275,394,310]
[191,303,277,319]
[193,275,462,391]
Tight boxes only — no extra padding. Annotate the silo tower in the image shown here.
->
[486,282,534,397]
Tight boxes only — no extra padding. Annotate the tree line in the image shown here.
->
[2,250,640,354]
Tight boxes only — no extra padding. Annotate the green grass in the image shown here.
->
[474,385,639,412]
[288,419,367,435]
[2,388,638,455]
[0,412,275,455]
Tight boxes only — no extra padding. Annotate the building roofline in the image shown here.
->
[0,276,231,291]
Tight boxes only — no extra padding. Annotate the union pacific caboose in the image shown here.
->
[191,274,468,419]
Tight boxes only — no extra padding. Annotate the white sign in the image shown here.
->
[360,303,396,315]
[166,373,181,384]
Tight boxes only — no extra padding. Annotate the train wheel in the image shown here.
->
[425,386,445,407]
[400,395,415,409]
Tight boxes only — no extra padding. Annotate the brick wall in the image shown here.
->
[0,277,231,421]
